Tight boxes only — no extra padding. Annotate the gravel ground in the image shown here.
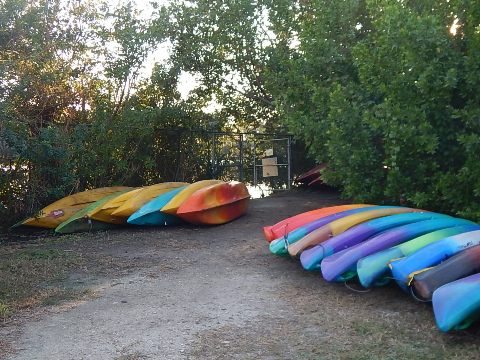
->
[1,190,480,360]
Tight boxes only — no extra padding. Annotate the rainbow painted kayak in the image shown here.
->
[111,182,189,217]
[288,207,421,257]
[55,190,132,234]
[412,245,480,301]
[14,186,131,229]
[433,273,480,332]
[161,180,224,215]
[300,212,449,271]
[389,230,480,289]
[177,181,249,225]
[269,206,389,256]
[263,204,372,242]
[321,217,474,282]
[127,186,188,226]
[356,224,480,288]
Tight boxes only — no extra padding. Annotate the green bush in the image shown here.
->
[267,0,480,220]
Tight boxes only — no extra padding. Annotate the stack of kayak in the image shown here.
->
[15,180,250,234]
[265,204,480,332]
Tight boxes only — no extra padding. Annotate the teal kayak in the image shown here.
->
[127,186,187,226]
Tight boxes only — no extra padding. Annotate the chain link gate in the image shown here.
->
[252,135,292,193]
[139,129,292,194]
[208,132,292,196]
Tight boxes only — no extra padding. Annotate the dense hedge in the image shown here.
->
[2,0,480,228]
[266,0,480,220]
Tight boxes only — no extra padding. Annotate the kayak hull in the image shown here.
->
[356,225,480,288]
[178,198,249,225]
[161,180,224,215]
[87,188,143,224]
[127,187,187,226]
[269,206,384,256]
[389,230,480,289]
[321,217,474,282]
[433,274,480,332]
[14,186,131,229]
[55,190,131,234]
[288,207,421,257]
[300,212,449,271]
[177,182,250,225]
[263,204,372,242]
[111,182,189,217]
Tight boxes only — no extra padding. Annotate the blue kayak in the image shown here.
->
[127,186,187,226]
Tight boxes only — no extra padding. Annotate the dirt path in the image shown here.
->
[1,191,480,359]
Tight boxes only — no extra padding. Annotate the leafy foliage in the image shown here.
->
[264,0,480,219]
[1,0,480,227]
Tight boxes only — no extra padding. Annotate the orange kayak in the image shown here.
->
[263,204,373,242]
[177,182,250,225]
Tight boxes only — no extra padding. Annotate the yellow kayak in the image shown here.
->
[111,182,189,217]
[287,207,422,257]
[161,180,224,215]
[87,188,143,224]
[14,186,131,229]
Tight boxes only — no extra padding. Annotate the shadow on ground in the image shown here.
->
[1,190,479,359]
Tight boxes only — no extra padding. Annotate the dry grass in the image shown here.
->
[0,246,84,322]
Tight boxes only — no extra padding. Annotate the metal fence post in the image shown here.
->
[287,136,292,190]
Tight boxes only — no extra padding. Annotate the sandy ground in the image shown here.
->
[1,190,480,360]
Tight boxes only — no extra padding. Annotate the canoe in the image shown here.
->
[287,206,422,257]
[127,186,188,226]
[432,273,480,332]
[300,212,449,271]
[296,164,326,184]
[55,190,132,234]
[263,204,372,242]
[389,230,480,289]
[321,217,474,282]
[269,206,384,256]
[87,188,143,224]
[356,224,480,288]
[13,186,131,229]
[412,245,480,301]
[161,180,224,215]
[111,182,189,217]
[176,181,250,225]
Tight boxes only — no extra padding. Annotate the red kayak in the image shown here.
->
[263,204,373,242]
[177,181,250,225]
[296,164,326,184]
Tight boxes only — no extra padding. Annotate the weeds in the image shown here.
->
[0,246,84,321]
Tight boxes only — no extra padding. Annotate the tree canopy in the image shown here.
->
[1,0,480,227]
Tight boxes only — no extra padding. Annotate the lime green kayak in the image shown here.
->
[55,191,130,234]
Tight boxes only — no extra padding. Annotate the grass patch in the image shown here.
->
[0,246,85,320]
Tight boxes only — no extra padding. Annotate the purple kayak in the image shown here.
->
[269,205,394,255]
[321,217,474,282]
[300,212,448,271]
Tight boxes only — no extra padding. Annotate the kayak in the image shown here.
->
[412,245,480,301]
[263,204,372,242]
[87,188,143,224]
[269,206,387,256]
[356,224,480,288]
[287,206,422,257]
[389,230,480,289]
[55,190,131,233]
[13,186,131,229]
[127,186,188,226]
[161,180,224,215]
[300,212,449,271]
[111,182,189,217]
[176,181,250,225]
[321,217,474,282]
[432,273,480,332]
